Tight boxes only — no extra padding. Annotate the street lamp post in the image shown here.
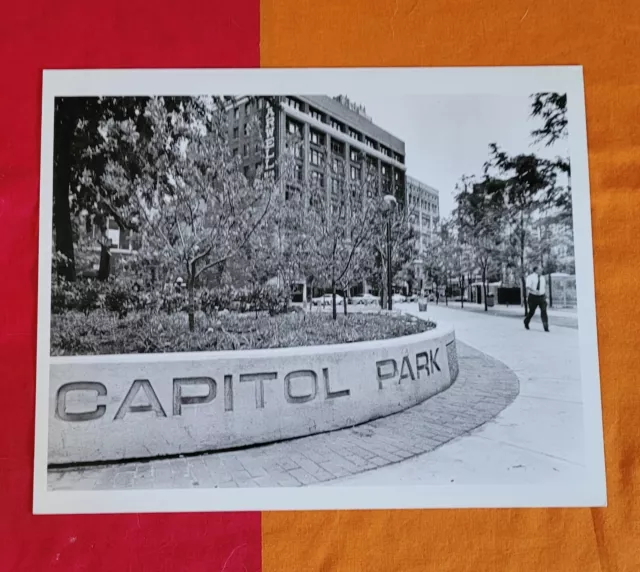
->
[383,194,398,311]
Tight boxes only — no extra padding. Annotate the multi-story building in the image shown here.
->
[227,95,406,203]
[406,176,439,253]
[228,95,407,299]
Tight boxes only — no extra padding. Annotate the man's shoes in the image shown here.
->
[545,329,550,333]
[524,321,529,330]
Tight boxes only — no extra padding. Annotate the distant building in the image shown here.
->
[406,176,439,254]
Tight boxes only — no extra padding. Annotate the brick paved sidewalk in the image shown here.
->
[48,341,519,490]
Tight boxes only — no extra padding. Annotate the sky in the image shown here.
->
[348,94,569,218]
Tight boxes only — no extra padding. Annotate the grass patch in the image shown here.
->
[51,310,436,356]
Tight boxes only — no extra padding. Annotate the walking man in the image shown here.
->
[524,265,549,332]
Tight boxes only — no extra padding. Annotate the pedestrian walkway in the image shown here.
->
[48,341,518,491]
[322,303,585,487]
[429,300,579,329]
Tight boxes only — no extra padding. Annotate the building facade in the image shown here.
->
[405,176,439,295]
[228,95,407,204]
[406,175,440,255]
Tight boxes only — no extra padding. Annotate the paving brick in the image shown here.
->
[288,468,319,485]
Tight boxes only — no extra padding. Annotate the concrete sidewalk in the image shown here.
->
[426,300,579,329]
[323,303,585,487]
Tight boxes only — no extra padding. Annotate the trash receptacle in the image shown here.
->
[487,294,495,307]
[418,296,428,312]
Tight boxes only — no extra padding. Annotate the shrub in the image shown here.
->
[260,285,289,316]
[51,279,103,315]
[104,281,136,318]
[51,310,437,356]
[199,286,235,315]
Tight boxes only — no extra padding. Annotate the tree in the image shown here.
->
[100,97,286,331]
[370,198,417,310]
[52,96,208,281]
[454,178,506,311]
[484,144,560,314]
[530,93,572,227]
[301,163,380,320]
[429,220,457,306]
[530,93,567,147]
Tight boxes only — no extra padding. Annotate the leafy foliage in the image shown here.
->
[530,93,567,147]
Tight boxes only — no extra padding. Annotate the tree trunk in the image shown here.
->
[520,211,528,315]
[460,274,464,308]
[343,285,348,316]
[188,265,196,332]
[548,272,553,308]
[52,100,78,281]
[331,280,337,320]
[482,267,488,312]
[98,243,111,281]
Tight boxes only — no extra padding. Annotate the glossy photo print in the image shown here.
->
[33,67,605,514]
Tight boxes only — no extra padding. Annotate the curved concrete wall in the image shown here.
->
[48,325,459,464]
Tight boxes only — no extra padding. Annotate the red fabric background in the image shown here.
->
[0,2,261,570]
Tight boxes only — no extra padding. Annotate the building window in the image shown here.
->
[234,108,239,120]
[243,165,250,177]
[310,129,325,146]
[286,97,302,111]
[365,137,377,149]
[243,144,249,157]
[255,142,261,153]
[310,149,324,166]
[348,128,361,141]
[381,165,388,176]
[232,147,238,156]
[330,119,344,132]
[350,165,361,180]
[350,149,360,162]
[245,102,251,115]
[233,126,239,139]
[310,171,324,187]
[243,123,250,136]
[255,162,262,172]
[331,140,345,155]
[294,164,303,181]
[287,119,302,135]
[309,107,324,122]
[380,146,391,157]
[332,157,342,173]
[330,176,340,198]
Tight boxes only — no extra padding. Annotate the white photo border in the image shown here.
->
[34,66,606,514]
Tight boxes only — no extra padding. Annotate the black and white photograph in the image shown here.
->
[34,68,605,513]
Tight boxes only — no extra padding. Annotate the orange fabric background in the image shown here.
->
[260,0,640,570]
